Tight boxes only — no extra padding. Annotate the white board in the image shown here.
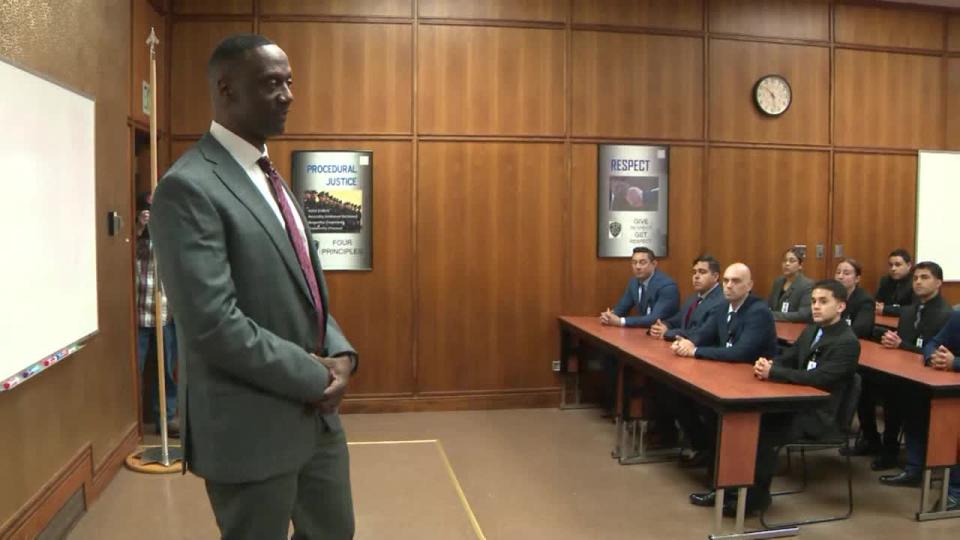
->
[0,57,97,389]
[916,150,960,281]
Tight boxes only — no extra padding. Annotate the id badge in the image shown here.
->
[781,301,790,312]
[917,337,924,349]
[807,360,818,371]
[725,341,733,348]
[647,306,652,315]
[846,318,851,326]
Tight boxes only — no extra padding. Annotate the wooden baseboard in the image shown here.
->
[0,422,139,540]
[342,387,561,413]
[89,423,140,502]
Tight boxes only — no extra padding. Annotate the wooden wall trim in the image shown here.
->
[170,14,254,23]
[835,41,946,56]
[0,423,137,539]
[260,15,412,25]
[420,17,564,30]
[341,388,560,414]
[88,423,140,501]
[571,24,702,39]
[0,447,90,539]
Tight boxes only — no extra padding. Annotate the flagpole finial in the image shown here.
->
[147,27,160,54]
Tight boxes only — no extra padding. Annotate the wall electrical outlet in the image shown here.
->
[551,360,561,372]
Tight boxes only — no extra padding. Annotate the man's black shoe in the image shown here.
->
[690,490,722,507]
[931,495,960,511]
[879,470,922,487]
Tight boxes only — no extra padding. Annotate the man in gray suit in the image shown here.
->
[150,34,357,540]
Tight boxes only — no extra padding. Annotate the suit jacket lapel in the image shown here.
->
[197,134,314,306]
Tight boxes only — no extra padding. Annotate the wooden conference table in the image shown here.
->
[559,316,828,539]
[776,321,960,522]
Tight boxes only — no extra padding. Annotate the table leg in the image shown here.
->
[915,397,960,521]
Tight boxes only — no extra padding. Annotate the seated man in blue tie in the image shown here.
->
[600,247,680,329]
[691,279,860,516]
[649,254,725,341]
[879,310,960,510]
[669,262,779,468]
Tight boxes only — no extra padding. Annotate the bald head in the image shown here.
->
[722,262,753,305]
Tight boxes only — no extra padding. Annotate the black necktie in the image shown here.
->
[639,282,648,314]
[726,310,737,343]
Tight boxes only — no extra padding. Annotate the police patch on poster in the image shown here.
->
[291,151,372,271]
[597,145,669,257]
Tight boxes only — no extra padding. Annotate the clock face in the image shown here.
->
[754,75,792,116]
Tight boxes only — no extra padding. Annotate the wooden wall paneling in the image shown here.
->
[417,25,565,136]
[832,153,917,295]
[571,31,703,139]
[261,22,413,134]
[261,0,412,18]
[709,0,829,41]
[172,0,252,15]
[0,0,136,530]
[835,4,945,51]
[266,140,415,395]
[834,49,945,149]
[709,39,829,144]
[569,145,704,314]
[418,0,567,23]
[132,0,167,127]
[941,283,960,306]
[416,143,566,392]
[948,58,960,150]
[949,15,960,52]
[571,0,703,31]
[169,21,253,135]
[705,148,830,295]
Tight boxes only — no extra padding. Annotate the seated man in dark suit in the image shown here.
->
[600,246,680,329]
[649,254,725,341]
[857,262,953,468]
[690,280,860,516]
[875,248,915,317]
[879,310,960,510]
[669,263,779,467]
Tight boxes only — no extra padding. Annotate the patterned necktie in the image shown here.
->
[810,328,823,349]
[257,156,326,348]
[914,303,925,330]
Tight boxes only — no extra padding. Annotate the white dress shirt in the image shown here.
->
[209,121,308,246]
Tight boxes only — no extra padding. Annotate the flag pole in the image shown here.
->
[127,26,183,474]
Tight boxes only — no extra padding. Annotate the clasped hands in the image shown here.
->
[929,345,955,371]
[753,357,772,380]
[310,354,353,414]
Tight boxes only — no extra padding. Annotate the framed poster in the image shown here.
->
[597,144,669,257]
[291,150,372,271]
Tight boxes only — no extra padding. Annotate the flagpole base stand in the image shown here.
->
[125,446,184,474]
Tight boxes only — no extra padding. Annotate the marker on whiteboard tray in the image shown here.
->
[2,377,21,390]
[21,364,41,378]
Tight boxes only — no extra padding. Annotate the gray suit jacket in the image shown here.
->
[767,273,814,323]
[150,133,356,483]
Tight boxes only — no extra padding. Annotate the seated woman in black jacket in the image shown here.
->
[834,257,876,339]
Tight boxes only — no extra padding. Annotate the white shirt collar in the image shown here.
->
[210,121,268,169]
[700,283,719,300]
[728,297,746,314]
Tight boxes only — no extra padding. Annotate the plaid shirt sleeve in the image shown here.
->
[136,236,169,327]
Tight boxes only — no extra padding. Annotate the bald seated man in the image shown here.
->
[668,263,779,469]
